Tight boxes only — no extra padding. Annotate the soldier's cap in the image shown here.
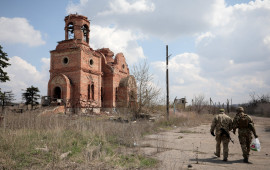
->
[236,107,244,112]
[219,108,225,112]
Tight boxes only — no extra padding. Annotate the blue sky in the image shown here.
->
[1,0,270,105]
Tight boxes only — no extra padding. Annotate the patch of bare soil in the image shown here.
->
[140,116,270,170]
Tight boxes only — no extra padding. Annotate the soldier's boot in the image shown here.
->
[243,157,249,163]
[214,152,220,157]
[223,150,229,162]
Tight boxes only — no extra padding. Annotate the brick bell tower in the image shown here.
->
[48,14,102,110]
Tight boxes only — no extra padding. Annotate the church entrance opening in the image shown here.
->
[54,86,61,100]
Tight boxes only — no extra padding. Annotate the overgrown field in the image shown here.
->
[0,109,214,169]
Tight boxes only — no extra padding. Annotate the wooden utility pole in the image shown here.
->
[166,45,169,120]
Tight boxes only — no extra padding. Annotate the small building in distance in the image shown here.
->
[174,97,187,111]
[47,14,137,112]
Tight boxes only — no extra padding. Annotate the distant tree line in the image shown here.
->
[242,92,270,117]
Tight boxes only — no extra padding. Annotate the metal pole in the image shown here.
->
[173,97,177,115]
[166,45,169,120]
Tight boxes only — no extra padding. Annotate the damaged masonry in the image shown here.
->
[44,14,137,113]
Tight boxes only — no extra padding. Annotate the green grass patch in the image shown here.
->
[139,155,158,167]
[114,154,158,168]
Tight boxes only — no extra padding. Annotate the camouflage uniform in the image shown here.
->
[233,107,257,163]
[210,109,233,161]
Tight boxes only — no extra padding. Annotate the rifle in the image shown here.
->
[220,128,234,144]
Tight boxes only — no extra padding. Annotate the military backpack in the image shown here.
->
[238,114,249,129]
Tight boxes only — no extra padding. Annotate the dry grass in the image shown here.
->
[154,111,214,130]
[0,109,214,169]
[0,111,157,169]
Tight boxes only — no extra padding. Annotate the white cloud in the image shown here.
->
[195,32,215,45]
[234,0,270,11]
[1,56,50,102]
[263,35,270,47]
[197,0,270,72]
[208,0,233,27]
[98,0,155,15]
[152,53,214,101]
[152,53,204,85]
[151,51,270,104]
[66,0,227,40]
[0,17,45,46]
[91,25,145,63]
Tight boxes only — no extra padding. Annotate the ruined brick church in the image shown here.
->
[47,14,137,111]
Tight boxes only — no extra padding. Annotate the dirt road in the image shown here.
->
[140,116,270,170]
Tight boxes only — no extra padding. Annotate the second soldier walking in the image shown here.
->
[210,109,233,161]
[233,107,258,163]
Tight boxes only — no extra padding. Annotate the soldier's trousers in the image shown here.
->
[216,134,230,159]
[238,133,252,159]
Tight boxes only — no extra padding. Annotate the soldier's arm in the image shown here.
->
[248,116,258,138]
[232,116,238,134]
[228,118,233,131]
[210,116,217,133]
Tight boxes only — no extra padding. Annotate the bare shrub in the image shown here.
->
[154,112,213,129]
[192,94,209,114]
[244,92,270,117]
[132,60,161,114]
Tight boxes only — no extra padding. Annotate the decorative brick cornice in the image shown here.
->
[81,68,103,76]
[50,67,80,73]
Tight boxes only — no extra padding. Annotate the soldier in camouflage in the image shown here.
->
[210,109,233,161]
[233,107,258,163]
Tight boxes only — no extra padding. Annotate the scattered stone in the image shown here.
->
[35,145,49,152]
[188,164,192,168]
[60,151,72,160]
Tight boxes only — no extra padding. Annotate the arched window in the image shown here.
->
[87,84,90,100]
[115,87,118,102]
[81,25,89,43]
[91,84,94,100]
[101,87,104,103]
[67,22,74,39]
